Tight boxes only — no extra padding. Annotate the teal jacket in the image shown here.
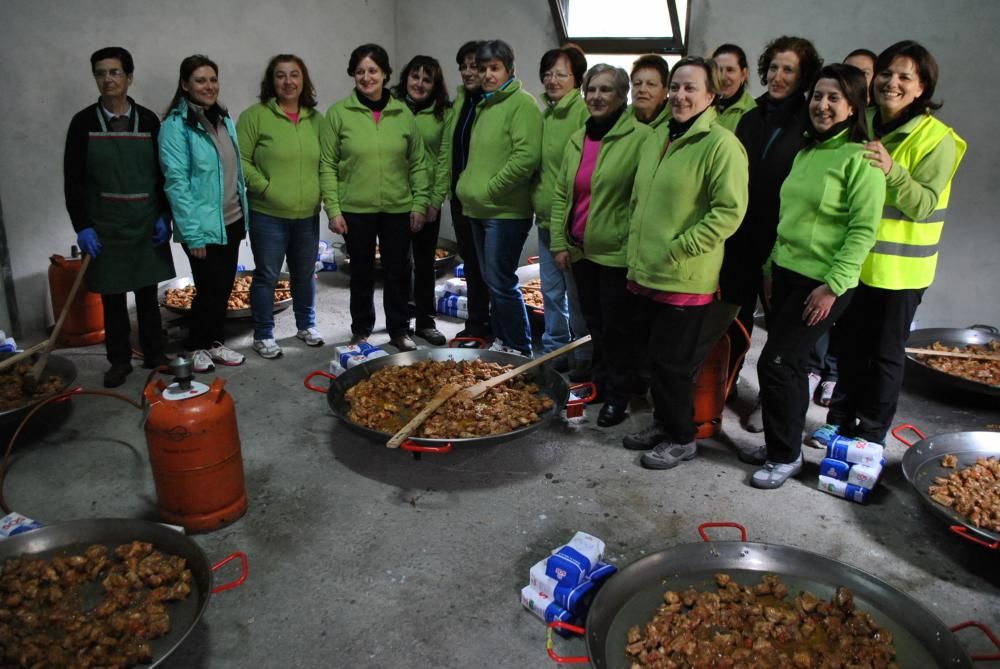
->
[455,79,542,219]
[159,99,249,248]
[532,91,589,229]
[410,103,450,209]
[770,129,886,295]
[320,91,429,216]
[236,99,322,219]
[627,108,749,293]
[548,111,654,267]
[716,89,756,133]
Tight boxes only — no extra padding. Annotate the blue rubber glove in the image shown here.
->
[152,215,171,246]
[77,227,102,257]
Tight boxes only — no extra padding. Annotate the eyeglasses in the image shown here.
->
[93,68,125,79]
[542,71,571,82]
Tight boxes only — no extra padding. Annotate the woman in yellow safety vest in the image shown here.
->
[811,40,966,448]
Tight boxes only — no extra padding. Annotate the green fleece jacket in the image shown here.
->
[454,79,542,219]
[715,89,756,133]
[627,108,749,293]
[236,99,321,219]
[319,91,429,216]
[548,112,654,267]
[624,103,670,130]
[532,91,589,228]
[411,104,450,209]
[769,129,886,295]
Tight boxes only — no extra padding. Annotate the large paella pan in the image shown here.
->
[906,325,1000,397]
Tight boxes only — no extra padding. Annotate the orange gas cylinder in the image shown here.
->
[49,253,104,346]
[693,334,730,439]
[143,361,248,532]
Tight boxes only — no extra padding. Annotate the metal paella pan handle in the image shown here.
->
[210,551,249,594]
[968,324,999,334]
[891,423,926,447]
[303,369,336,394]
[697,522,748,543]
[545,621,589,664]
[949,621,1000,662]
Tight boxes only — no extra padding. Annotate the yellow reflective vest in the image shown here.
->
[860,111,966,290]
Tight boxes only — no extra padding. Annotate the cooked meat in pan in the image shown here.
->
[929,456,1000,533]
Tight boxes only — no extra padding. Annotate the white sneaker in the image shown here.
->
[296,327,324,347]
[808,372,821,402]
[191,350,215,373]
[488,339,530,357]
[253,338,283,359]
[208,342,245,366]
[818,380,836,407]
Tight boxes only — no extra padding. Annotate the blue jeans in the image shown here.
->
[537,227,590,359]
[249,211,319,340]
[469,217,532,354]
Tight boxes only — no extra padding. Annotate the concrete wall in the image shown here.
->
[1,0,997,338]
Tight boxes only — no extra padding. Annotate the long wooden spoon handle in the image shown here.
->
[461,335,592,400]
[906,347,1000,362]
[386,383,463,448]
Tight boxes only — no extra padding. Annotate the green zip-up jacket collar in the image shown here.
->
[319,90,429,217]
[410,103,450,210]
[627,107,749,293]
[454,79,542,219]
[625,103,670,130]
[715,89,756,133]
[236,99,321,219]
[532,91,588,228]
[548,111,654,267]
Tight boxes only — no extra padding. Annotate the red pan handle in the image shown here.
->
[891,423,925,447]
[211,551,249,594]
[528,255,540,264]
[303,369,336,393]
[950,620,1000,661]
[568,382,598,404]
[546,622,589,663]
[400,439,453,455]
[448,337,488,349]
[949,525,1000,551]
[698,522,748,543]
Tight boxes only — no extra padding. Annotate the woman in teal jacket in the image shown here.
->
[749,64,885,489]
[159,54,249,373]
[454,40,542,357]
[622,57,749,469]
[320,43,429,351]
[237,54,324,360]
[532,44,589,366]
[391,55,451,346]
[549,64,653,427]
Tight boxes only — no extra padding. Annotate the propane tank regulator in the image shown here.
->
[161,356,211,400]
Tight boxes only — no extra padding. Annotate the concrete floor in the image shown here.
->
[3,264,999,668]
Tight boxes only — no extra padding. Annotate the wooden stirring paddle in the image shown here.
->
[906,347,1000,362]
[386,383,463,448]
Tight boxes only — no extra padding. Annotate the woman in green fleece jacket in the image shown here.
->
[237,54,324,360]
[622,57,749,470]
[454,40,542,356]
[549,64,654,428]
[749,64,886,490]
[320,44,430,352]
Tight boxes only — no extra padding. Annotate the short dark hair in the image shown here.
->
[712,43,748,71]
[874,40,941,112]
[165,54,218,116]
[844,48,877,64]
[456,41,483,66]
[539,43,587,87]
[392,55,452,120]
[670,56,722,99]
[757,35,822,93]
[348,43,392,80]
[807,64,869,143]
[259,54,318,108]
[476,40,515,75]
[630,54,670,86]
[91,46,134,75]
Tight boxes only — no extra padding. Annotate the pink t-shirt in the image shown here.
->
[372,110,382,124]
[569,136,602,244]
[627,280,715,306]
[286,111,299,125]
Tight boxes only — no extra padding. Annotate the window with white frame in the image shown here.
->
[547,0,689,54]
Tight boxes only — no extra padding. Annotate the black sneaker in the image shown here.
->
[103,362,133,388]
[623,421,669,450]
[415,327,447,346]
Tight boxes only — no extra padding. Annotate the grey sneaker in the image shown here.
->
[252,338,283,359]
[751,454,804,489]
[744,398,764,433]
[737,444,767,465]
[641,441,697,470]
[296,327,325,347]
[623,421,670,450]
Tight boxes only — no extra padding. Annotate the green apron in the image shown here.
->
[85,107,175,294]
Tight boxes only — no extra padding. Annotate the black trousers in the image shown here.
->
[102,284,163,365]
[571,260,637,406]
[827,283,923,444]
[344,212,411,338]
[450,200,491,335]
[641,298,711,445]
[411,216,441,330]
[726,280,768,382]
[184,222,243,350]
[758,266,854,463]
